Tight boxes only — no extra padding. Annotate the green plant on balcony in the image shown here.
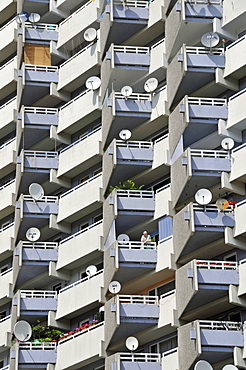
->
[31,321,63,342]
[109,180,144,193]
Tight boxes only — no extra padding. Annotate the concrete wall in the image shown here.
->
[176,260,196,319]
[173,203,194,263]
[171,149,190,207]
[178,321,199,370]
[168,97,186,157]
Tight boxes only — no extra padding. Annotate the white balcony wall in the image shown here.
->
[57,175,103,222]
[156,237,174,272]
[0,224,14,260]
[148,0,165,27]
[224,36,246,77]
[0,98,16,133]
[158,291,176,328]
[154,185,171,219]
[238,261,246,296]
[56,0,83,10]
[149,39,166,73]
[0,316,11,348]
[57,222,103,270]
[58,90,100,134]
[152,135,169,169]
[57,130,102,177]
[150,87,168,122]
[0,0,14,12]
[227,89,246,130]
[223,0,246,27]
[0,180,15,217]
[56,324,104,369]
[56,272,103,319]
[0,57,17,97]
[234,201,246,237]
[0,19,17,57]
[0,138,16,174]
[57,0,100,48]
[230,145,246,182]
[162,349,179,370]
[0,269,13,301]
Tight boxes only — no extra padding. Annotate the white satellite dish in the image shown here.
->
[201,32,220,48]
[195,189,212,205]
[13,321,32,342]
[86,265,97,277]
[16,12,28,24]
[194,361,213,370]
[221,138,234,150]
[109,281,121,294]
[125,336,139,351]
[99,306,105,312]
[119,130,131,141]
[29,183,44,201]
[84,28,97,42]
[121,86,133,99]
[26,227,41,242]
[144,78,158,93]
[117,234,130,244]
[28,13,41,23]
[85,76,101,91]
[222,365,238,370]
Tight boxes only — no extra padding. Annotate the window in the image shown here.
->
[80,222,89,231]
[223,253,237,262]
[79,175,89,184]
[93,123,102,131]
[0,311,6,320]
[93,214,103,223]
[0,360,4,368]
[79,318,89,326]
[93,168,102,177]
[79,131,89,140]
[150,336,177,354]
[0,265,8,275]
[148,280,175,298]
[53,283,62,293]
[1,220,10,230]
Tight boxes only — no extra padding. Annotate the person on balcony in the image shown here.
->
[141,231,151,248]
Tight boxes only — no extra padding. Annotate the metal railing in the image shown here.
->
[0,315,11,324]
[60,89,92,110]
[60,219,102,244]
[158,235,173,244]
[186,46,224,55]
[60,269,103,293]
[23,106,58,115]
[0,178,15,191]
[163,347,178,357]
[25,64,58,72]
[58,322,104,345]
[160,289,176,300]
[118,240,156,249]
[0,57,16,71]
[196,260,237,270]
[114,0,149,7]
[25,22,58,31]
[199,320,243,331]
[229,87,246,102]
[232,142,246,154]
[22,241,58,249]
[185,0,222,4]
[227,34,246,50]
[60,40,97,67]
[24,150,58,158]
[0,366,10,370]
[154,133,168,144]
[20,290,57,299]
[239,258,246,266]
[0,222,14,233]
[113,45,149,54]
[60,0,96,25]
[190,149,229,158]
[151,38,165,50]
[119,353,161,362]
[0,96,16,110]
[188,97,227,106]
[156,183,171,193]
[116,140,153,149]
[23,195,59,203]
[60,172,102,198]
[234,197,246,208]
[0,137,15,150]
[0,267,13,277]
[118,295,158,304]
[60,126,101,153]
[116,189,154,198]
[19,342,56,350]
[0,17,15,31]
[193,203,234,212]
[115,92,151,101]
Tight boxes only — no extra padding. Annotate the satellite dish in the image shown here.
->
[195,189,212,205]
[125,336,139,351]
[194,360,213,370]
[28,13,41,23]
[121,86,133,99]
[144,78,158,93]
[16,12,28,24]
[201,32,220,48]
[216,198,229,211]
[29,183,44,201]
[119,130,131,141]
[85,76,101,91]
[221,138,234,150]
[86,265,97,277]
[117,234,130,244]
[222,366,238,370]
[13,321,32,342]
[26,227,41,242]
[109,281,121,294]
[84,28,97,42]
[99,306,105,312]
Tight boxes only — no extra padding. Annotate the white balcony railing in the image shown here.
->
[199,320,243,331]
[60,269,103,293]
[60,40,97,67]
[0,57,16,71]
[0,178,15,191]
[23,106,58,115]
[160,289,176,300]
[186,46,224,55]
[25,65,58,73]
[0,137,15,150]
[156,183,171,194]
[163,347,178,357]
[20,290,57,299]
[116,140,153,149]
[60,219,102,244]
[0,96,16,110]
[196,260,237,270]
[0,222,14,233]
[116,189,154,198]
[0,314,11,324]
[0,267,13,277]
[119,353,161,362]
[187,97,227,106]
[118,241,156,249]
[190,149,229,159]
[118,295,159,304]
[58,322,104,345]
[0,366,10,370]
[60,126,101,153]
[114,92,151,101]
[25,22,58,31]
[23,195,59,203]
[19,342,57,350]
[193,203,234,212]
[114,0,149,7]
[226,35,246,51]
[24,150,58,158]
[113,45,149,54]
[60,172,102,198]
[21,241,58,249]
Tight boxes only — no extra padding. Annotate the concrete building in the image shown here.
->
[0,0,245,369]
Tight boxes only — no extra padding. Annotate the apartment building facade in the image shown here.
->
[0,0,246,369]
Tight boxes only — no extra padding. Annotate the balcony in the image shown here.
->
[22,106,59,127]
[167,46,225,109]
[58,89,101,135]
[58,127,102,178]
[0,137,16,178]
[230,143,246,183]
[0,315,11,350]
[158,289,178,332]
[227,88,246,131]
[176,259,239,321]
[18,290,58,318]
[57,220,103,270]
[224,35,246,79]
[0,19,17,63]
[166,0,223,61]
[100,0,149,56]
[173,202,235,264]
[105,295,159,348]
[57,173,103,223]
[58,41,100,92]
[0,0,16,25]
[56,269,104,320]
[102,91,152,148]
[149,38,167,75]
[162,348,179,370]
[0,267,13,305]
[56,322,104,369]
[105,353,161,370]
[0,97,17,137]
[25,22,58,42]
[0,179,15,219]
[178,320,244,370]
[233,199,246,238]
[17,342,57,367]
[222,0,246,29]
[171,148,231,207]
[24,150,59,170]
[25,64,58,84]
[0,222,14,262]
[156,235,175,273]
[0,56,17,101]
[154,184,171,220]
[57,0,100,50]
